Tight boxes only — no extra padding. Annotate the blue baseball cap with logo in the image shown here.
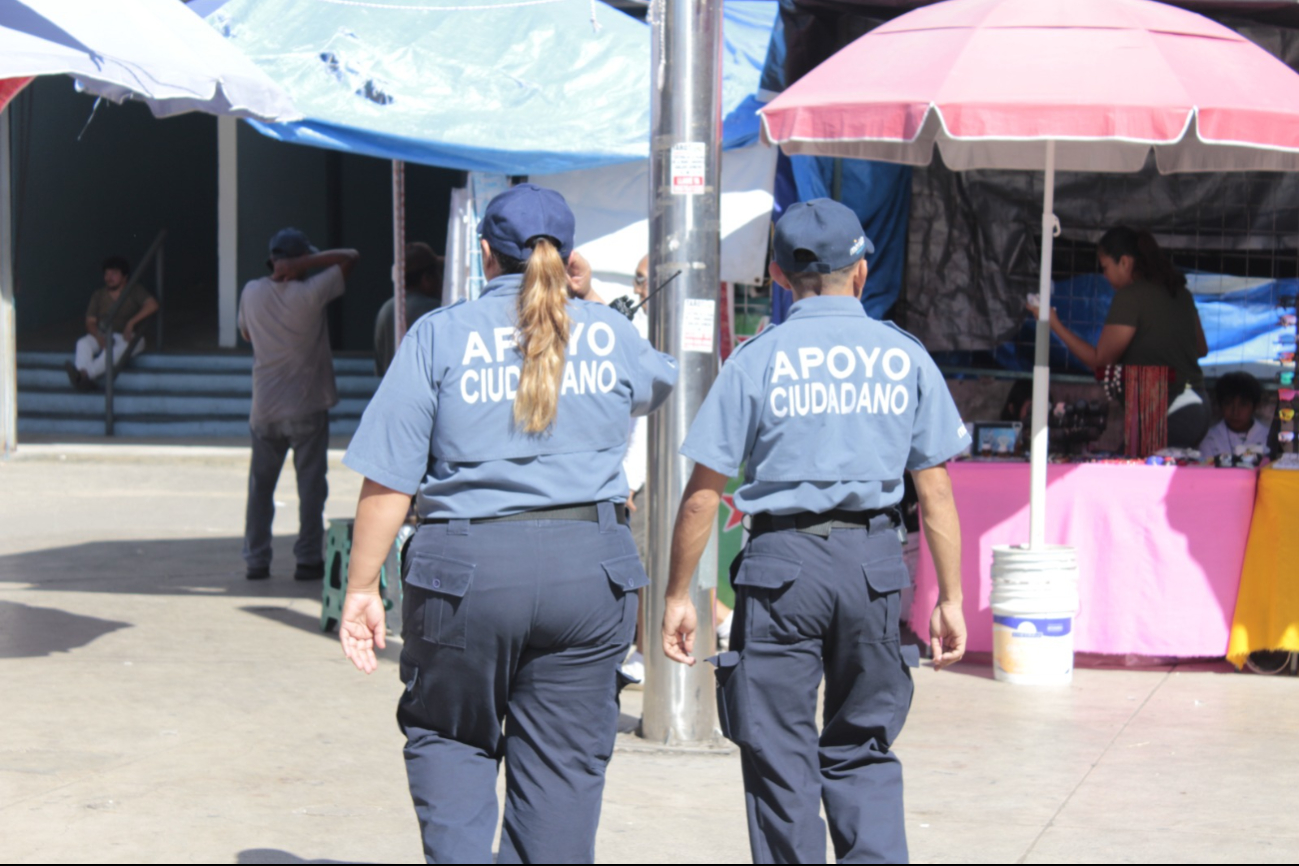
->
[773,199,874,275]
[478,183,575,262]
[268,227,318,261]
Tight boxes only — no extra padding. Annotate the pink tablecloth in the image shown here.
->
[909,462,1257,657]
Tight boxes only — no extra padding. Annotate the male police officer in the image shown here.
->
[661,199,969,864]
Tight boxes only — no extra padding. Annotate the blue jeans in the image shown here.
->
[242,410,330,570]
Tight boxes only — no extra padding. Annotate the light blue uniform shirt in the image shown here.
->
[345,274,678,519]
[681,295,970,515]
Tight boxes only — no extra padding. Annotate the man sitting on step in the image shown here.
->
[65,256,159,391]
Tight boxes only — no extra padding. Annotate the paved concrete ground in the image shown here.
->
[2,443,1298,864]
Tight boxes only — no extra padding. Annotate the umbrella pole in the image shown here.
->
[1029,140,1057,549]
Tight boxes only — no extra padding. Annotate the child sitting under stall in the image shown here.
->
[1199,371,1270,461]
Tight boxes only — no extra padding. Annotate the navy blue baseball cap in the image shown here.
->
[478,183,575,262]
[773,199,873,275]
[268,228,318,261]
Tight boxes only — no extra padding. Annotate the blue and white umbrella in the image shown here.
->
[0,0,299,122]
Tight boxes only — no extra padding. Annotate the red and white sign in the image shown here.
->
[670,142,706,196]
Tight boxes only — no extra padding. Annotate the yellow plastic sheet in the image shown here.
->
[1228,468,1299,668]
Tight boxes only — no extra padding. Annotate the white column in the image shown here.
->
[0,107,16,458]
[1029,141,1057,549]
[217,116,238,348]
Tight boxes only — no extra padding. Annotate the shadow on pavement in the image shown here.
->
[933,654,997,680]
[236,849,375,865]
[240,605,403,663]
[0,600,130,658]
[0,536,323,598]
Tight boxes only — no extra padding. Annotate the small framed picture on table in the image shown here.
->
[972,421,1023,457]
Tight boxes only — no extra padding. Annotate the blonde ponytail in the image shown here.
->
[513,238,571,433]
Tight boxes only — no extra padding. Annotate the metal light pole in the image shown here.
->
[0,107,14,458]
[392,159,408,350]
[642,0,724,746]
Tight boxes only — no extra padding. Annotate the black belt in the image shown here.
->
[421,501,628,527]
[750,507,898,539]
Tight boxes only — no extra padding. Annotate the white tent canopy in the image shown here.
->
[548,144,780,287]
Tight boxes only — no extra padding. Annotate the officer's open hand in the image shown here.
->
[929,601,967,672]
[661,597,698,666]
[340,589,387,674]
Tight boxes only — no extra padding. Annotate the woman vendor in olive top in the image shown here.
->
[1029,227,1209,448]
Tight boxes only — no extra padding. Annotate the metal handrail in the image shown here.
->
[103,229,165,436]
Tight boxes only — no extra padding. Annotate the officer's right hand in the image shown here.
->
[661,597,698,666]
[929,601,967,672]
[340,589,387,674]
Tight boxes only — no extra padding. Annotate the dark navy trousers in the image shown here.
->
[397,502,646,864]
[715,516,917,864]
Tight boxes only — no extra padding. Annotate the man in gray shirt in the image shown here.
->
[238,228,359,581]
[373,242,443,378]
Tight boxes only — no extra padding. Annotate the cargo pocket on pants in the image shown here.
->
[602,553,649,645]
[860,554,910,643]
[404,552,475,649]
[709,651,761,752]
[732,553,802,643]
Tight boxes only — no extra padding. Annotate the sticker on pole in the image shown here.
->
[683,298,716,354]
[671,142,706,195]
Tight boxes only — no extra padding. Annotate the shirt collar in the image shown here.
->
[480,273,524,298]
[786,295,867,319]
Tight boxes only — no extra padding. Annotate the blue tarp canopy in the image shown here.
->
[209,0,777,176]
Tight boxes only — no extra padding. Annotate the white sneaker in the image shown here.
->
[716,611,734,652]
[620,650,644,683]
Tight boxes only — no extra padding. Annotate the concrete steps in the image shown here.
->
[17,351,378,437]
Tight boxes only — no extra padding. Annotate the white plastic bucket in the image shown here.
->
[990,544,1079,686]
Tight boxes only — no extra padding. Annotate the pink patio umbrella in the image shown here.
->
[760,0,1299,548]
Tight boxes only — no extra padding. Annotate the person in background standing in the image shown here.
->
[1029,227,1209,448]
[239,228,359,581]
[619,255,652,682]
[373,242,444,378]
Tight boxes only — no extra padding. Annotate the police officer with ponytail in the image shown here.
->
[338,184,677,864]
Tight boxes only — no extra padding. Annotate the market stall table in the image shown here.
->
[1228,467,1299,667]
[909,461,1256,658]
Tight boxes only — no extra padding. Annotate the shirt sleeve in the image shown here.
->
[343,320,439,495]
[86,291,102,321]
[373,299,394,378]
[624,416,648,492]
[1105,286,1141,328]
[680,358,761,478]
[620,316,678,416]
[306,265,346,307]
[1249,419,1271,450]
[1198,422,1228,460]
[907,353,972,471]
